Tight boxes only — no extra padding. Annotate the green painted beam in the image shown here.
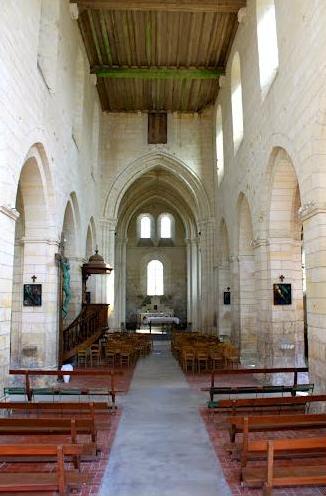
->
[91,66,224,80]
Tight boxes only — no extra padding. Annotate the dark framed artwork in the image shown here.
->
[223,291,231,305]
[23,284,42,306]
[273,283,292,305]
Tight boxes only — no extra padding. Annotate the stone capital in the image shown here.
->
[250,237,269,249]
[69,3,79,20]
[99,217,117,232]
[20,237,60,247]
[90,74,97,86]
[298,201,326,222]
[0,205,20,222]
[219,75,226,89]
[238,7,247,24]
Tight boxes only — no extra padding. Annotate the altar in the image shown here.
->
[142,315,180,333]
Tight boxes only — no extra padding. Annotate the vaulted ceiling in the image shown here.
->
[73,0,246,112]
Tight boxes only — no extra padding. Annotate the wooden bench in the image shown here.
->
[242,436,326,495]
[0,401,113,430]
[203,367,309,402]
[227,412,326,444]
[9,368,124,404]
[0,444,89,495]
[207,383,314,403]
[208,394,326,417]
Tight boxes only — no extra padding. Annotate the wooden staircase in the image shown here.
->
[61,304,109,363]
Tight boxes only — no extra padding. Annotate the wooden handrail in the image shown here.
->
[61,304,109,363]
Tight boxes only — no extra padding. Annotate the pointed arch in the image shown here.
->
[103,151,212,222]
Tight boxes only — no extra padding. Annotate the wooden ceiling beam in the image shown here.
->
[92,66,224,80]
[72,0,246,14]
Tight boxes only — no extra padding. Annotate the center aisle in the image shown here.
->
[100,341,231,496]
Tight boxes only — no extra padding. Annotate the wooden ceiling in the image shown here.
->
[73,0,246,112]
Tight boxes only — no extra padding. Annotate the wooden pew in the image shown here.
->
[227,412,326,444]
[203,367,309,402]
[208,394,326,416]
[0,401,113,430]
[9,368,124,404]
[242,436,326,495]
[0,416,96,443]
[207,383,314,404]
[0,444,89,495]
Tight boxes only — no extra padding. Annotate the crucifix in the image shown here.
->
[31,275,37,283]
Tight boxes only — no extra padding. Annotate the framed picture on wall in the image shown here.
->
[23,284,42,306]
[273,283,292,305]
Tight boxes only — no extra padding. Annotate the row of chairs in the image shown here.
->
[171,331,240,373]
[77,332,152,369]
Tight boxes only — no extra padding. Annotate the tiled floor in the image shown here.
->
[188,366,326,496]
[99,341,231,496]
[0,366,135,495]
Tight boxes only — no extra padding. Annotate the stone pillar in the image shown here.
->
[199,218,216,331]
[99,218,117,326]
[0,206,19,387]
[299,202,326,391]
[10,236,59,369]
[217,261,232,338]
[114,235,127,328]
[186,238,193,327]
[268,237,305,369]
[251,237,271,368]
[229,255,240,348]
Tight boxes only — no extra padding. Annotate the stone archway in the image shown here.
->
[267,147,305,368]
[61,193,82,325]
[10,143,57,369]
[101,154,214,331]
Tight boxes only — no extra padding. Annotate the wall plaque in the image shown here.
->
[23,284,42,306]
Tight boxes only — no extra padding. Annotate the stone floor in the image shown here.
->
[99,341,232,496]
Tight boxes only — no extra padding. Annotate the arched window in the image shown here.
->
[256,0,279,97]
[160,215,171,238]
[231,52,244,154]
[140,216,151,238]
[216,105,224,184]
[147,260,164,295]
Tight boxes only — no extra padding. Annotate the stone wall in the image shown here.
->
[126,204,187,326]
[214,0,326,381]
[0,0,101,385]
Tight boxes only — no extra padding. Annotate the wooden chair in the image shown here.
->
[196,348,209,373]
[210,346,225,370]
[77,349,88,368]
[90,345,101,368]
[182,348,195,374]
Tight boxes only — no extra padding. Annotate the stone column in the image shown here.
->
[198,218,216,331]
[99,218,117,326]
[268,236,305,369]
[217,261,232,338]
[251,237,271,368]
[0,206,19,387]
[10,236,60,369]
[114,235,127,328]
[299,202,326,391]
[229,255,240,348]
[185,238,193,327]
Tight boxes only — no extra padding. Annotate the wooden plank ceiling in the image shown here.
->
[74,0,246,112]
